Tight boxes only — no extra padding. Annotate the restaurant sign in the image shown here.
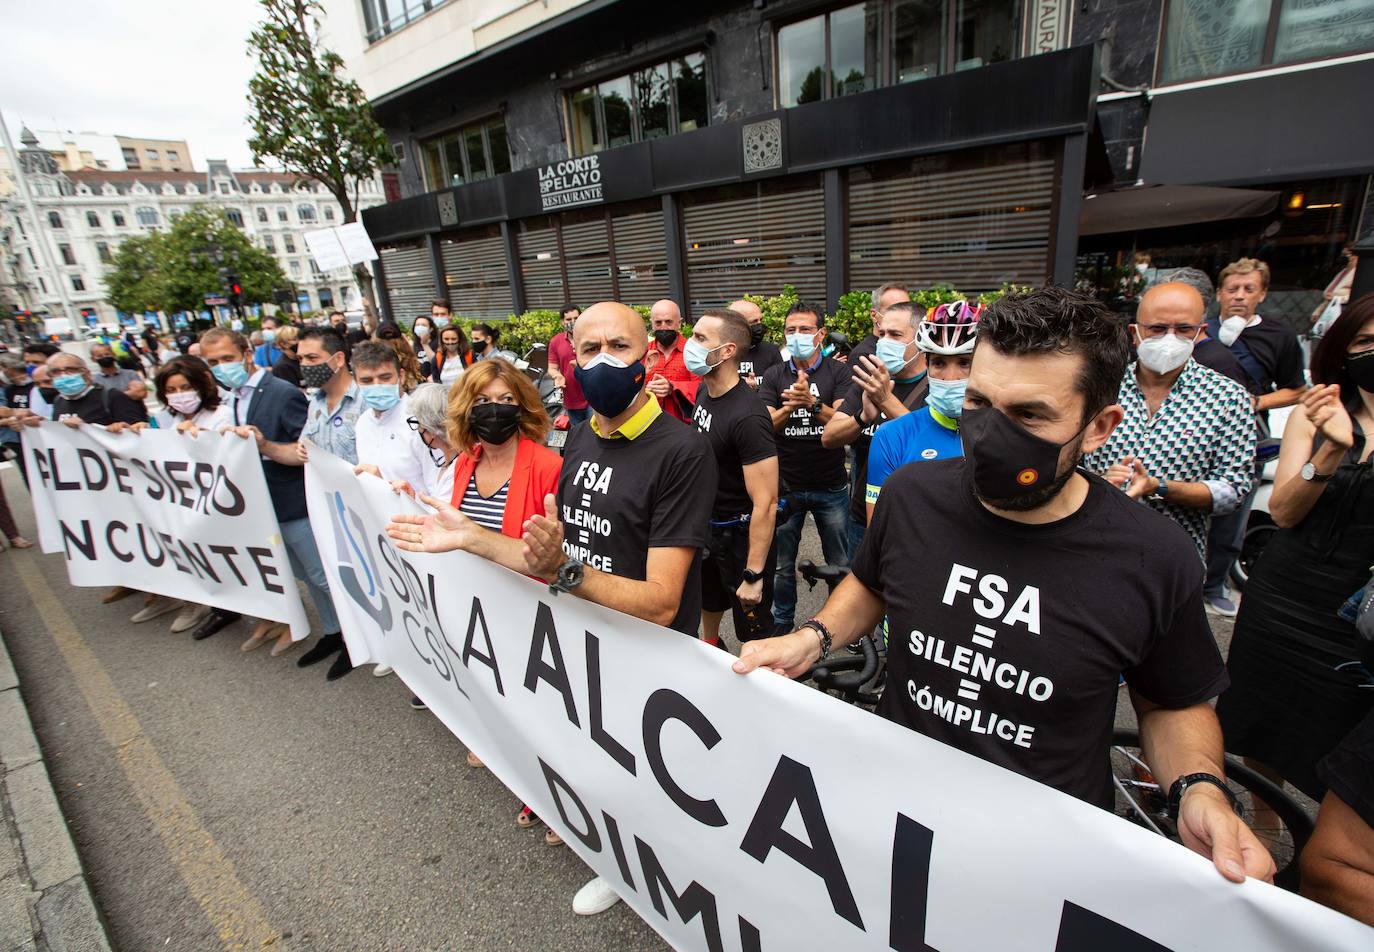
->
[538,156,605,212]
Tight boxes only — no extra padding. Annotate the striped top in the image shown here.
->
[459,474,510,532]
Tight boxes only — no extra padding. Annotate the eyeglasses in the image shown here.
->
[1135,323,1204,340]
[407,416,446,466]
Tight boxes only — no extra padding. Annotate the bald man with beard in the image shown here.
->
[520,301,717,917]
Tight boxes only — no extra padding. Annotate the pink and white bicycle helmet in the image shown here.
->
[916,300,982,355]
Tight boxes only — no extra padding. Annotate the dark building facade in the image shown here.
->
[353,0,1373,325]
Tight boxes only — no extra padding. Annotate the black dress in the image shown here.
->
[1217,416,1374,798]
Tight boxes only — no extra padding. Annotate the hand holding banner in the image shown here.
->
[25,422,310,638]
[304,445,1372,952]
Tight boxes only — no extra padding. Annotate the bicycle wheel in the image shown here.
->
[1109,729,1313,891]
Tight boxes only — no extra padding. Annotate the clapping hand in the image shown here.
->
[387,495,479,553]
[521,493,566,582]
[1102,456,1158,499]
[1301,384,1354,450]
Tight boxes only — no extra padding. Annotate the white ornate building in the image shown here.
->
[1,127,385,329]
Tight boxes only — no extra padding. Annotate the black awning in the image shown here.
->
[1138,57,1374,186]
[1078,184,1279,236]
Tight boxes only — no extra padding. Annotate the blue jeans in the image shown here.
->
[279,517,340,634]
[1204,483,1258,599]
[772,486,851,631]
[565,406,590,425]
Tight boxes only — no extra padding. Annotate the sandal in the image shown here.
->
[466,751,484,768]
[516,805,540,829]
[544,828,564,847]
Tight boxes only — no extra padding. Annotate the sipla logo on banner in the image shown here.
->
[325,490,393,631]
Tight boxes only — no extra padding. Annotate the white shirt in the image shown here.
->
[154,403,233,431]
[355,395,430,490]
[422,457,456,502]
[229,369,268,425]
[29,387,52,421]
[439,357,464,385]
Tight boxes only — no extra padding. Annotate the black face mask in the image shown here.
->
[749,323,766,346]
[96,356,116,368]
[1347,350,1374,393]
[470,403,521,445]
[39,387,58,402]
[471,340,488,355]
[299,361,337,390]
[653,328,679,348]
[575,356,646,418]
[960,406,1085,511]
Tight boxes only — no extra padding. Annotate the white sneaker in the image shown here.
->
[170,603,211,633]
[372,664,393,677]
[131,597,182,623]
[572,875,621,916]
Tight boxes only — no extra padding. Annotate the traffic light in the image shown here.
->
[227,273,241,307]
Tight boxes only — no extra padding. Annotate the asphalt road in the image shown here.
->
[0,459,1243,952]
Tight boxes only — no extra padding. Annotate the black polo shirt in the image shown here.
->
[759,355,848,493]
[52,385,147,425]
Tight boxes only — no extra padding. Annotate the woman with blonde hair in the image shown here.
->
[387,357,563,841]
[270,324,302,388]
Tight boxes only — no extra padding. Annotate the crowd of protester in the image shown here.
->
[1,262,1373,926]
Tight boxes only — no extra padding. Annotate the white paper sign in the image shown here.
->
[304,447,1373,952]
[25,423,310,637]
[303,221,377,272]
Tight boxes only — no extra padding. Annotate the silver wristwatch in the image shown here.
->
[549,557,585,596]
[1300,462,1334,483]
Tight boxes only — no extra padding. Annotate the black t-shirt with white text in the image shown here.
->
[692,379,777,520]
[738,341,783,387]
[835,374,926,523]
[851,458,1228,808]
[559,410,717,635]
[3,381,33,414]
[759,356,848,492]
[52,386,147,426]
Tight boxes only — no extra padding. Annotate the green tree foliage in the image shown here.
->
[246,0,392,308]
[102,208,287,315]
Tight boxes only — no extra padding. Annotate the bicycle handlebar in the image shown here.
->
[799,559,850,589]
[805,635,879,692]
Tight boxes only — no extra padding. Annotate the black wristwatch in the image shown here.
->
[800,617,833,660]
[741,568,765,584]
[549,558,585,596]
[1167,772,1241,822]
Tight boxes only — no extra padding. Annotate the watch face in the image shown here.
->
[1301,462,1315,480]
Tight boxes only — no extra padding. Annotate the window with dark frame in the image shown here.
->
[567,52,708,156]
[48,211,63,228]
[1159,0,1374,85]
[59,244,76,266]
[96,242,112,264]
[71,275,85,292]
[257,207,269,223]
[86,210,100,228]
[112,211,125,227]
[420,117,512,190]
[227,208,245,228]
[362,0,447,43]
[775,0,1019,108]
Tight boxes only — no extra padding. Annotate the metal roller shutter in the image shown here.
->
[560,213,614,306]
[379,241,436,322]
[439,226,512,319]
[682,175,826,313]
[849,145,1056,295]
[610,206,670,307]
[516,220,564,311]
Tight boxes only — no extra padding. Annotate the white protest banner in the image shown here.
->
[303,222,377,273]
[25,423,310,638]
[305,447,1372,952]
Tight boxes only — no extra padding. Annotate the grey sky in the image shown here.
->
[2,0,267,169]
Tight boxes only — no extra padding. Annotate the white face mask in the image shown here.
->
[1136,331,1194,375]
[1218,315,1250,347]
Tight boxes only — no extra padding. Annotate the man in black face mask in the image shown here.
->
[728,298,783,391]
[520,300,717,917]
[734,287,1277,887]
[89,342,143,398]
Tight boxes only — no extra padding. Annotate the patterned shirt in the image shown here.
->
[302,380,363,464]
[1084,359,1255,557]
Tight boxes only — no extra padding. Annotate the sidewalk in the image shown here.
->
[0,628,111,952]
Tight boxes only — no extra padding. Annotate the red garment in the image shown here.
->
[644,334,699,421]
[449,436,563,539]
[547,331,587,409]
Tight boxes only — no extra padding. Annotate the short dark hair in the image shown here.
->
[977,287,1130,424]
[300,326,348,357]
[155,357,220,412]
[1311,292,1374,401]
[431,299,451,311]
[472,322,500,343]
[559,303,580,320]
[375,320,403,340]
[786,301,825,326]
[200,327,250,354]
[329,311,346,320]
[700,308,751,353]
[23,342,60,358]
[352,340,401,372]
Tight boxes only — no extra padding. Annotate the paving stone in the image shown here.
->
[7,762,81,891]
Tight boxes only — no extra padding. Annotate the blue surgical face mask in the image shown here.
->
[53,373,89,398]
[26,362,38,375]
[786,332,817,362]
[683,339,724,377]
[875,337,914,375]
[212,361,250,390]
[263,329,277,343]
[574,352,646,418]
[361,383,401,412]
[926,376,968,420]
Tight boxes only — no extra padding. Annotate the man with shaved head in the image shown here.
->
[644,298,699,420]
[37,352,147,426]
[1084,282,1255,557]
[728,297,783,389]
[519,300,716,917]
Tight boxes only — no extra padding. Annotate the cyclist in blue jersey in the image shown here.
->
[865,300,981,522]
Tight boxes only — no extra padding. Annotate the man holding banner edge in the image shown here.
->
[733,288,1277,886]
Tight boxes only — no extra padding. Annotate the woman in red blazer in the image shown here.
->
[398,357,565,841]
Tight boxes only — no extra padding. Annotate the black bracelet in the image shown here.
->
[800,617,833,660]
[1167,772,1241,822]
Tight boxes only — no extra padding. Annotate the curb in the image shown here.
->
[0,629,112,952]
